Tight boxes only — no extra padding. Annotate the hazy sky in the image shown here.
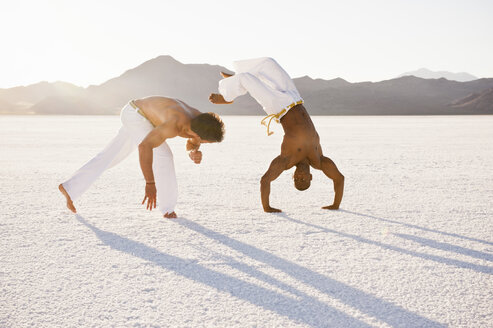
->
[1,0,492,88]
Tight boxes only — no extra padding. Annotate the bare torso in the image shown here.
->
[279,104,323,169]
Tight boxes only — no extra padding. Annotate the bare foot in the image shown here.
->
[209,93,233,104]
[59,184,76,213]
[322,205,339,210]
[264,207,282,213]
[163,212,177,219]
[220,71,234,78]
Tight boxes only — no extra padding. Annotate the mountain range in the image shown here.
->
[398,68,478,82]
[1,55,492,115]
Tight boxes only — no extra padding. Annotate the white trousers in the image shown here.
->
[218,57,303,117]
[62,103,178,214]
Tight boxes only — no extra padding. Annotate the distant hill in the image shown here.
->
[0,81,85,114]
[1,56,493,115]
[84,55,250,115]
[301,75,493,115]
[399,68,477,82]
[448,87,493,112]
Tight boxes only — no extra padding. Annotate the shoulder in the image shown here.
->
[168,112,192,133]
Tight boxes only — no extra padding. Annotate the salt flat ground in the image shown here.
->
[1,115,492,327]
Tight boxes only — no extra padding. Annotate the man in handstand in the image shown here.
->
[209,57,344,212]
[59,96,224,218]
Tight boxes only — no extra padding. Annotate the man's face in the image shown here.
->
[293,168,312,191]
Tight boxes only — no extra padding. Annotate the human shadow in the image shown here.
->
[395,233,493,262]
[341,210,493,246]
[176,218,445,328]
[75,215,369,328]
[275,213,493,275]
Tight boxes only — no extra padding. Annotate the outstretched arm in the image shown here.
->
[138,121,179,210]
[320,156,344,210]
[260,156,289,212]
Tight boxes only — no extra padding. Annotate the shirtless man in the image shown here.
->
[209,57,344,212]
[59,97,224,218]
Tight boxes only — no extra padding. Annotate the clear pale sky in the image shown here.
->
[1,0,492,88]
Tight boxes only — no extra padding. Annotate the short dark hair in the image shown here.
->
[190,113,225,142]
[294,179,311,191]
[293,164,311,191]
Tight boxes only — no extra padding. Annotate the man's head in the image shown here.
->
[293,162,312,191]
[190,113,225,142]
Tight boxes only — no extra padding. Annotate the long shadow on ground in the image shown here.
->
[276,213,493,275]
[394,233,493,262]
[341,210,493,246]
[75,215,370,327]
[176,218,445,328]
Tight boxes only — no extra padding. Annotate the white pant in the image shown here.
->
[218,57,303,117]
[62,103,178,214]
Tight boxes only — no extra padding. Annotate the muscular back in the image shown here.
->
[134,96,200,135]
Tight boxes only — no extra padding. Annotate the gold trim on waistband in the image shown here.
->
[260,100,303,136]
[130,100,155,127]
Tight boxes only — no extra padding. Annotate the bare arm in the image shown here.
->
[320,156,345,210]
[186,137,200,151]
[185,137,202,164]
[138,121,179,210]
[260,156,289,212]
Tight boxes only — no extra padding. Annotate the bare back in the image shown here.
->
[134,96,201,137]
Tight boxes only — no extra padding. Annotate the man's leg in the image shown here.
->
[120,106,179,217]
[234,57,299,95]
[60,127,136,212]
[219,72,282,109]
[153,142,178,218]
[60,103,154,213]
